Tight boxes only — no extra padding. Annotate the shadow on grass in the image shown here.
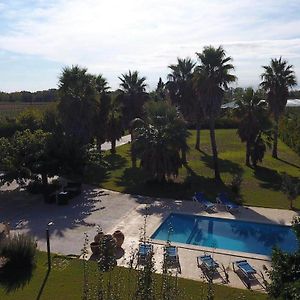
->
[84,153,128,185]
[276,157,300,169]
[36,269,50,300]
[0,261,35,294]
[200,151,243,175]
[253,166,282,191]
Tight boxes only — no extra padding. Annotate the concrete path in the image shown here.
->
[101,134,131,151]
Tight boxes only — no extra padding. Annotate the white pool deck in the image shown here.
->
[1,183,299,292]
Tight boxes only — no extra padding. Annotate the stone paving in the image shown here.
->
[1,183,299,291]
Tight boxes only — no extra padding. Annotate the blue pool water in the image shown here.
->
[151,213,298,256]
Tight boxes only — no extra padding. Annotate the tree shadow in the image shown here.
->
[84,153,128,185]
[200,151,243,175]
[0,261,36,293]
[276,157,300,169]
[253,166,282,191]
[184,164,241,203]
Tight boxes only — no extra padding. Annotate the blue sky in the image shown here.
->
[0,0,300,92]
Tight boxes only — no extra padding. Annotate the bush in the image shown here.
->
[0,234,36,268]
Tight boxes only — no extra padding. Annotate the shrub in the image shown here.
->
[0,234,36,268]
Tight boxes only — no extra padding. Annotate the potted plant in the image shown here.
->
[112,230,124,248]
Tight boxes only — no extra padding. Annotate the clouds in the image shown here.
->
[0,0,299,91]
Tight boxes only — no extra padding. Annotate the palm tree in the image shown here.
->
[95,74,110,94]
[118,70,148,125]
[167,58,196,127]
[94,74,110,151]
[194,46,236,181]
[260,57,297,158]
[106,96,123,154]
[235,88,270,166]
[132,101,189,182]
[58,65,99,145]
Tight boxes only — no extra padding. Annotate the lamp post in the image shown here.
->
[46,221,54,271]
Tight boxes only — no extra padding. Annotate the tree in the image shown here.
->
[58,65,100,145]
[266,217,300,299]
[194,46,236,181]
[260,57,297,158]
[132,101,188,182]
[118,70,148,126]
[94,74,110,151]
[166,58,199,150]
[106,95,123,154]
[150,77,166,101]
[281,172,300,210]
[235,88,270,166]
[0,130,57,187]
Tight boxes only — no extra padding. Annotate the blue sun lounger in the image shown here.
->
[197,254,219,272]
[138,243,153,263]
[233,260,257,288]
[193,192,216,211]
[216,193,239,212]
[164,245,181,273]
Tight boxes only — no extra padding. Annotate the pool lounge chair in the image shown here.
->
[164,245,181,273]
[193,192,216,211]
[138,243,153,263]
[197,254,219,280]
[216,193,239,212]
[233,260,257,289]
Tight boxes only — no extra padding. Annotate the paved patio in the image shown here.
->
[1,183,299,291]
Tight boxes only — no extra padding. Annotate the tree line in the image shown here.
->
[0,45,298,189]
[0,89,58,103]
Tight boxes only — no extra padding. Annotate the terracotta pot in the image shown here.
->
[112,230,124,248]
[94,231,104,243]
[90,242,100,255]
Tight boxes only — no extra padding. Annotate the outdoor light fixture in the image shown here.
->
[46,221,54,270]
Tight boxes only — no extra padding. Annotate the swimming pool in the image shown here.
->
[151,213,298,256]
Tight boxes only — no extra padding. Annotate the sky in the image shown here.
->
[0,0,300,92]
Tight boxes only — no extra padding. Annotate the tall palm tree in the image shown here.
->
[94,74,110,151]
[260,57,297,158]
[194,46,236,181]
[167,58,196,120]
[235,88,270,166]
[118,70,148,125]
[167,57,199,153]
[58,65,99,145]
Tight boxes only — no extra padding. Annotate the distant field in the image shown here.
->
[0,102,52,118]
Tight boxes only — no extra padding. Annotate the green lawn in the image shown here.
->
[0,252,268,300]
[85,129,300,210]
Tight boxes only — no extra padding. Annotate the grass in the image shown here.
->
[0,252,268,300]
[85,129,300,210]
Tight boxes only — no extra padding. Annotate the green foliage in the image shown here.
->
[235,88,271,166]
[279,110,300,155]
[281,172,300,209]
[133,101,189,182]
[0,234,36,268]
[266,217,300,299]
[0,129,54,184]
